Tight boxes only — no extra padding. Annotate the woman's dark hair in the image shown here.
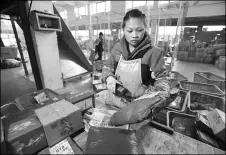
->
[122,9,146,29]
[99,32,103,36]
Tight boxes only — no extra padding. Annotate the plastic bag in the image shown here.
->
[109,88,180,126]
[85,126,144,154]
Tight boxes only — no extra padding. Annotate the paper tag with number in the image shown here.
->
[49,139,74,154]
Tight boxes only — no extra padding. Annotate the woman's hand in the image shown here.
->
[106,76,121,93]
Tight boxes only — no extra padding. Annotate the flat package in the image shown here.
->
[14,88,64,111]
[35,99,84,146]
[4,110,48,154]
[85,126,144,154]
[38,137,83,154]
[206,108,225,141]
[61,89,94,104]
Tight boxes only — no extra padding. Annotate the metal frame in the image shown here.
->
[19,2,43,90]
[10,16,29,76]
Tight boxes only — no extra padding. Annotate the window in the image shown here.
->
[79,6,88,16]
[74,7,79,17]
[126,1,133,10]
[133,1,147,7]
[159,1,169,5]
[91,3,96,15]
[147,1,154,6]
[106,1,111,12]
[60,10,67,19]
[97,2,105,13]
[94,1,111,13]
[126,1,148,10]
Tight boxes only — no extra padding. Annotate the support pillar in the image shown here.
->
[88,3,94,50]
[150,1,159,46]
[26,1,63,90]
[10,17,29,76]
[107,10,110,54]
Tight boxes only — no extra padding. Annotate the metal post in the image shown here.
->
[156,5,161,46]
[10,16,29,77]
[104,1,107,59]
[88,3,93,49]
[19,2,43,90]
[163,17,167,49]
[108,9,110,54]
[147,1,150,35]
[174,1,183,46]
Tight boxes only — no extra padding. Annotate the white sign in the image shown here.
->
[49,139,74,154]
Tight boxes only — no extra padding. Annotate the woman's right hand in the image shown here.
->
[106,76,121,93]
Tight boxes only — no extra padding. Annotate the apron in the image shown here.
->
[105,55,147,108]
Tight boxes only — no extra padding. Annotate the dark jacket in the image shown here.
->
[102,32,169,88]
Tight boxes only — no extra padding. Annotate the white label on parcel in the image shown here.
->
[49,139,74,154]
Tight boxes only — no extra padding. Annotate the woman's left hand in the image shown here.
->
[133,86,146,98]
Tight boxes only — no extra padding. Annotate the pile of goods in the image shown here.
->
[0,88,90,154]
[176,42,225,69]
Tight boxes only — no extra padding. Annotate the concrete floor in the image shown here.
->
[1,58,225,107]
[1,66,36,106]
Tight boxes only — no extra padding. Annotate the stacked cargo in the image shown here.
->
[177,42,225,66]
[0,89,85,154]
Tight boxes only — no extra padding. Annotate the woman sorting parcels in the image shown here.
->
[102,9,170,108]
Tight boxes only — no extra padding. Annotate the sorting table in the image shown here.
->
[73,122,225,154]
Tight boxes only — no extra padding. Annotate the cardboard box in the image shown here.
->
[14,88,64,111]
[206,108,225,141]
[4,111,48,154]
[61,89,94,104]
[1,102,23,119]
[38,137,83,154]
[35,99,84,146]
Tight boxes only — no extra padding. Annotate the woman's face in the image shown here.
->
[123,17,146,47]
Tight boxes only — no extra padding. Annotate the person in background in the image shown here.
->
[95,32,104,61]
[102,9,170,108]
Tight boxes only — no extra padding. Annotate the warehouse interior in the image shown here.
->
[0,0,225,154]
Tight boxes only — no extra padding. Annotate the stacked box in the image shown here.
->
[14,88,64,111]
[35,100,84,146]
[3,110,48,154]
[1,102,23,119]
[206,108,225,141]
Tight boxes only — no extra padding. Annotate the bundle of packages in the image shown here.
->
[216,49,226,57]
[215,56,225,70]
[109,88,180,126]
[1,59,21,69]
[203,54,214,64]
[212,44,225,51]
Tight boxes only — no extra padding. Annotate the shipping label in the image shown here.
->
[49,139,74,154]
